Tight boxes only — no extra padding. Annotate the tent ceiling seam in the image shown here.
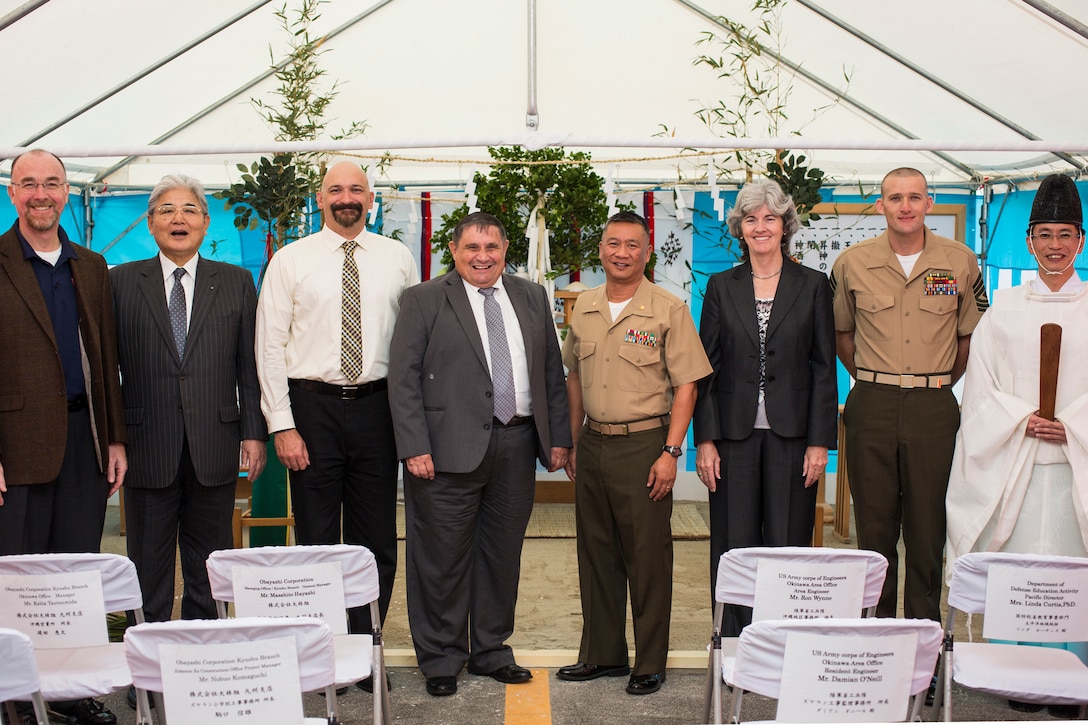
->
[671,0,977,180]
[90,0,399,183]
[16,0,274,148]
[794,0,1086,172]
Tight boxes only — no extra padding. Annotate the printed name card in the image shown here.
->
[0,570,107,647]
[984,564,1088,642]
[159,635,303,725]
[753,560,866,621]
[232,562,347,634]
[776,631,916,722]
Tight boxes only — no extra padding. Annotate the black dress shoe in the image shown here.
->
[467,663,533,684]
[317,686,349,696]
[626,672,665,695]
[50,699,117,725]
[425,676,458,697]
[555,662,631,681]
[1008,699,1045,713]
[1048,704,1081,719]
[355,673,391,693]
[925,674,938,707]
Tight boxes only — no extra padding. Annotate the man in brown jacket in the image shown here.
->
[0,149,127,724]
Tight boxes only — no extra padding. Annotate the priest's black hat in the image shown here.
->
[1029,174,1083,228]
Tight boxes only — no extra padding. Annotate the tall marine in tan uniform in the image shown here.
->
[830,167,988,627]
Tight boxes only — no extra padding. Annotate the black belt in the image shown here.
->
[493,415,533,427]
[67,395,87,412]
[289,378,388,400]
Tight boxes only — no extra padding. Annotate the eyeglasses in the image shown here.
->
[1031,230,1081,242]
[154,204,205,219]
[13,180,66,192]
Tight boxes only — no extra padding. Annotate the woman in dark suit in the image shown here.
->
[693,179,837,635]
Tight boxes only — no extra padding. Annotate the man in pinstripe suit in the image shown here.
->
[111,174,267,626]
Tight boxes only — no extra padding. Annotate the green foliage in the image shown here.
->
[214,0,366,257]
[766,151,824,225]
[214,154,313,248]
[693,0,790,179]
[431,147,622,277]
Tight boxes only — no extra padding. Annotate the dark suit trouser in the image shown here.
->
[404,422,536,678]
[0,408,106,555]
[288,385,398,632]
[574,426,672,676]
[124,439,235,622]
[843,381,959,621]
[709,429,815,636]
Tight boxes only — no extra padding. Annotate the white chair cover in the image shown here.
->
[0,627,42,701]
[947,550,1088,613]
[0,553,141,700]
[714,546,888,610]
[206,545,379,688]
[732,618,943,701]
[206,545,380,608]
[0,628,49,725]
[124,617,336,694]
[945,551,1088,707]
[0,552,142,612]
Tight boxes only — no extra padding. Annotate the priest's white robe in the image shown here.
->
[946,280,1088,572]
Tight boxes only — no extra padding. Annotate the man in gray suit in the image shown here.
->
[389,212,571,697]
[111,174,267,627]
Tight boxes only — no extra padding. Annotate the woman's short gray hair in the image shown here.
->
[725,178,800,260]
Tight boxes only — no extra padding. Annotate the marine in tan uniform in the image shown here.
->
[556,211,712,695]
[831,168,988,625]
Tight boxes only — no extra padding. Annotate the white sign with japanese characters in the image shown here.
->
[753,560,866,621]
[159,635,303,725]
[984,564,1088,642]
[0,570,107,648]
[232,562,347,634]
[777,631,916,722]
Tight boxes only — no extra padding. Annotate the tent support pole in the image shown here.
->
[526,0,539,131]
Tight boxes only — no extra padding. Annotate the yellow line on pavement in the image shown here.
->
[504,668,552,724]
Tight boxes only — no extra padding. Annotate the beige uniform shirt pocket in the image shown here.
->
[918,295,958,345]
[855,293,895,342]
[575,339,597,387]
[617,343,663,393]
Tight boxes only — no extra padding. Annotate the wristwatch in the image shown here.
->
[662,445,683,458]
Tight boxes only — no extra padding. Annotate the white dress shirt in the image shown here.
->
[256,226,420,433]
[159,251,198,331]
[461,276,532,417]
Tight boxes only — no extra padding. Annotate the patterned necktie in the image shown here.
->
[169,267,187,358]
[340,239,363,381]
[479,287,516,423]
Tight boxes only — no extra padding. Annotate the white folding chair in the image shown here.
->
[206,544,390,725]
[938,551,1088,721]
[0,553,144,712]
[704,546,889,724]
[730,617,943,722]
[124,616,338,725]
[0,628,49,725]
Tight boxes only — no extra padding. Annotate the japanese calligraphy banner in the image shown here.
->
[232,562,347,634]
[983,564,1088,642]
[777,631,916,722]
[159,635,303,725]
[0,570,107,648]
[752,560,866,622]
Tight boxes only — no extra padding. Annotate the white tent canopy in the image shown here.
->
[3,0,1088,191]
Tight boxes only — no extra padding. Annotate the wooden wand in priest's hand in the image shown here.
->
[1039,323,1062,421]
